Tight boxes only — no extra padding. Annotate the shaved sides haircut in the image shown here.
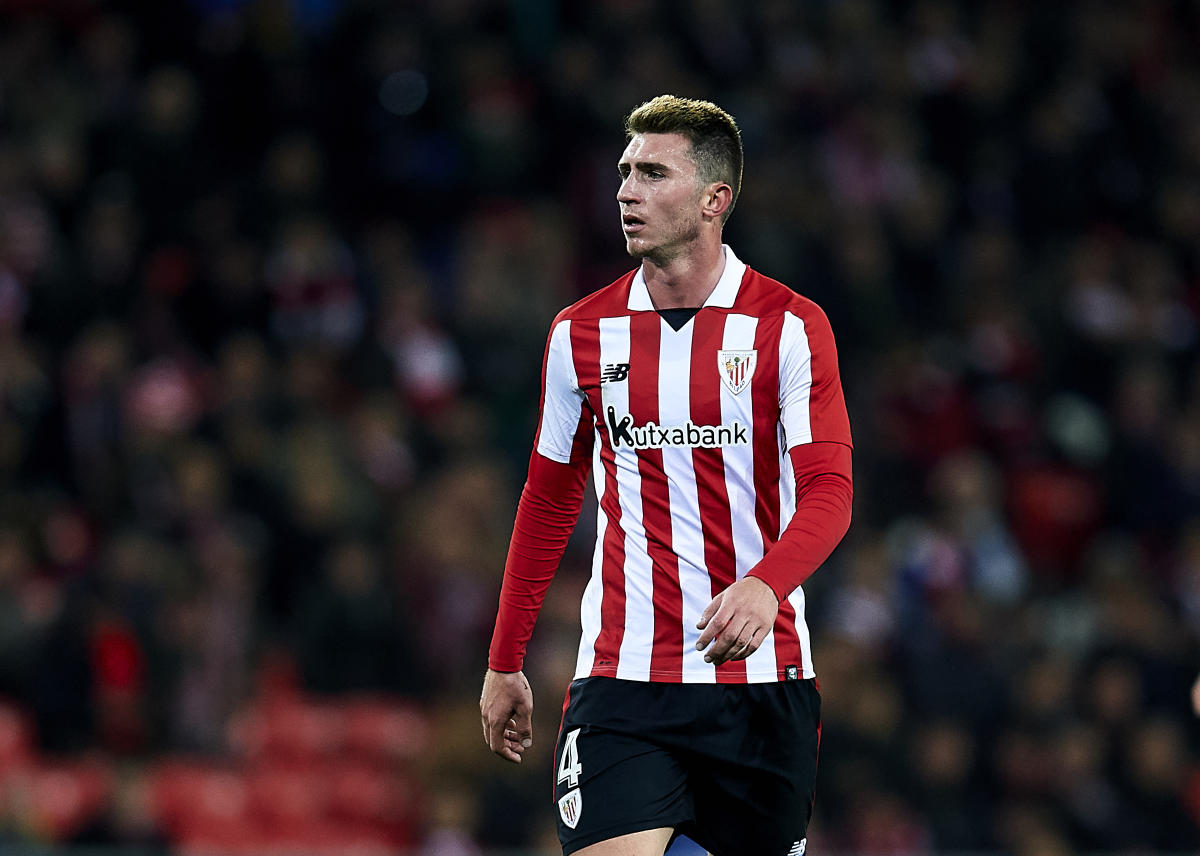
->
[625,95,744,223]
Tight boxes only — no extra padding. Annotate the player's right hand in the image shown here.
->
[480,668,534,763]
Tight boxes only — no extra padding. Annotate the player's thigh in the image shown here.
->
[572,827,675,856]
[687,680,821,856]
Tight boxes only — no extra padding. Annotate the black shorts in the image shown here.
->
[552,676,821,856]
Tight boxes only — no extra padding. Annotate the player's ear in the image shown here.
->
[703,182,733,221]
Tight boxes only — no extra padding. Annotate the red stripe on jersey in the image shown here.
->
[688,310,744,683]
[629,313,683,681]
[571,319,626,677]
[751,315,802,671]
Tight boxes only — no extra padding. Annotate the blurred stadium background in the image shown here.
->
[0,0,1198,853]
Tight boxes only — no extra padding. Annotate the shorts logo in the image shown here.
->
[718,349,756,395]
[558,788,582,829]
[787,840,806,856]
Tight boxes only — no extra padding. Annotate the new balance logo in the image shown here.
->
[787,840,806,856]
[600,362,630,384]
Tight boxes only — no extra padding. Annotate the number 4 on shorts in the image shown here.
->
[557,728,582,788]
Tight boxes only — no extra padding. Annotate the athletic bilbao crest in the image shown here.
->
[718,349,756,395]
[558,788,582,829]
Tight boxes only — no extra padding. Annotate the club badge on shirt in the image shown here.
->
[718,350,756,395]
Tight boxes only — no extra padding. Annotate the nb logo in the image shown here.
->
[601,362,630,384]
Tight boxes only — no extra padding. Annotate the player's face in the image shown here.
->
[617,132,708,266]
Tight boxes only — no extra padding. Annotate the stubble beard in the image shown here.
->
[625,221,702,268]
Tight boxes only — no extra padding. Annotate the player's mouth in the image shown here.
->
[622,213,646,234]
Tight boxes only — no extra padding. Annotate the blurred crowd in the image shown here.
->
[0,0,1199,852]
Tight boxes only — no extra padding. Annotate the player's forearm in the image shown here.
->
[488,452,589,671]
[747,442,853,601]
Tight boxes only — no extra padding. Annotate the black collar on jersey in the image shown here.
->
[657,307,701,331]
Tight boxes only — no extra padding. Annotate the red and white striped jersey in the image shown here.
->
[533,247,852,684]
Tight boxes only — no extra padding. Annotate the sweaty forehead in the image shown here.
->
[620,132,696,169]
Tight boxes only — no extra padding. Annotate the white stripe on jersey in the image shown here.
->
[779,311,814,450]
[536,320,581,463]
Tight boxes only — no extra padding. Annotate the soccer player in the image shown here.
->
[480,95,854,856]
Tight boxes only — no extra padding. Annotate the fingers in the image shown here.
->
[729,626,769,662]
[702,617,753,665]
[700,618,771,666]
[694,593,725,649]
[696,592,722,631]
[696,605,741,664]
[485,714,529,763]
[503,716,533,756]
[511,700,534,750]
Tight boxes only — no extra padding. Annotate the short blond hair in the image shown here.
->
[625,95,743,223]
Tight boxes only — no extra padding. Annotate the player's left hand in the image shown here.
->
[695,576,778,666]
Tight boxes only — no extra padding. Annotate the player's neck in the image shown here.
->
[641,238,726,310]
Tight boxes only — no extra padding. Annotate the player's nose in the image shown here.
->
[617,174,640,205]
